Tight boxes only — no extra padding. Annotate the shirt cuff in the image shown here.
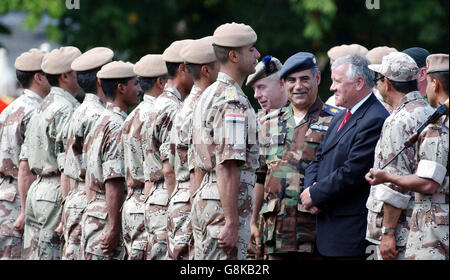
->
[416,159,447,185]
[102,159,125,182]
[374,184,411,209]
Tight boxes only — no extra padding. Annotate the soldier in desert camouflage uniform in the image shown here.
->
[255,52,338,260]
[59,47,113,260]
[190,22,260,260]
[142,39,193,260]
[0,49,50,259]
[121,55,167,260]
[365,52,435,260]
[80,61,141,260]
[165,37,219,260]
[367,54,449,260]
[21,46,82,260]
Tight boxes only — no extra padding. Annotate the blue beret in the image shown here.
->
[279,52,318,79]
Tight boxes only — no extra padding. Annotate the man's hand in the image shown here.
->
[101,227,120,255]
[217,221,239,255]
[300,187,314,209]
[365,168,391,185]
[55,221,63,237]
[309,206,321,215]
[380,233,398,260]
[13,211,25,233]
[249,221,262,255]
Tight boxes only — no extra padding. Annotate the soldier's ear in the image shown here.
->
[228,49,240,63]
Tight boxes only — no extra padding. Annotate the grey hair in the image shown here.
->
[331,54,375,89]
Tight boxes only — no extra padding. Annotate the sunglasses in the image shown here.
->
[374,74,385,83]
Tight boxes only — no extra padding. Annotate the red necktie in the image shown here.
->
[337,111,352,132]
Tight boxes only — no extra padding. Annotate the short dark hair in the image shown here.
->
[77,67,101,94]
[16,70,41,89]
[429,72,449,94]
[186,62,217,81]
[213,44,240,64]
[100,77,133,100]
[166,62,182,79]
[45,73,61,87]
[137,76,158,92]
[389,79,418,94]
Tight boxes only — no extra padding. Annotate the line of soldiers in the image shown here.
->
[0,22,448,260]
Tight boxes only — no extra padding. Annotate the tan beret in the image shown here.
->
[133,54,168,77]
[366,46,398,64]
[213,22,257,48]
[246,56,282,86]
[327,44,368,63]
[14,48,46,71]
[426,54,449,74]
[71,47,114,72]
[162,40,194,63]
[97,61,135,79]
[180,36,216,65]
[41,46,81,74]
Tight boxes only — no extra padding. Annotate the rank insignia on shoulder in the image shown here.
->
[224,86,238,102]
[309,123,328,131]
[325,105,341,116]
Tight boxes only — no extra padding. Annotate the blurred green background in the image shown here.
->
[1,0,448,108]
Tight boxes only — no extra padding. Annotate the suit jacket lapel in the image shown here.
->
[321,94,376,155]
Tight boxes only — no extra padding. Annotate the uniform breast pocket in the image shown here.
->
[199,183,221,200]
[262,133,285,157]
[147,190,169,207]
[171,189,190,204]
[303,128,325,161]
[0,181,17,202]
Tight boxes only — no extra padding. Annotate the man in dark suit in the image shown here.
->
[300,53,389,260]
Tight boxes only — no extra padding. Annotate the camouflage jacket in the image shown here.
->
[143,87,182,182]
[257,98,337,253]
[64,93,105,182]
[122,95,156,188]
[191,72,259,176]
[22,87,80,176]
[84,102,127,193]
[0,90,43,178]
[366,91,434,246]
[170,85,202,182]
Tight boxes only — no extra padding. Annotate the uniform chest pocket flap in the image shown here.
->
[171,190,190,204]
[86,210,108,220]
[366,195,384,213]
[36,188,59,203]
[259,198,279,215]
[126,201,145,214]
[0,182,17,202]
[200,183,221,200]
[147,190,169,206]
[263,133,286,156]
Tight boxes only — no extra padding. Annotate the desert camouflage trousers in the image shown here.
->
[80,193,125,260]
[405,194,449,260]
[144,181,169,260]
[23,175,62,260]
[167,180,193,260]
[122,186,147,260]
[0,177,22,259]
[191,171,254,260]
[61,181,87,260]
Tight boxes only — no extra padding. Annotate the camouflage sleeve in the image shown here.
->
[158,105,179,162]
[215,101,247,166]
[255,122,268,184]
[55,107,75,172]
[101,122,125,182]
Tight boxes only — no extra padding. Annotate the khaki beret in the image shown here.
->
[14,48,46,71]
[97,61,136,79]
[366,46,398,64]
[133,54,168,77]
[162,40,194,63]
[213,22,257,48]
[368,52,418,82]
[246,55,282,86]
[180,36,216,65]
[327,44,368,63]
[426,54,449,74]
[71,47,114,72]
[41,46,82,74]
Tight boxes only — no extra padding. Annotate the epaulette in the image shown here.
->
[259,107,283,124]
[324,105,341,116]
[224,86,239,102]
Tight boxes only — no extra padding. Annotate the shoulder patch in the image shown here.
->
[324,105,341,116]
[224,86,239,102]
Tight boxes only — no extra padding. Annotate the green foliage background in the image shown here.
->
[1,0,448,107]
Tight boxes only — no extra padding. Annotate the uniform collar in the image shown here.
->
[217,72,240,89]
[143,94,156,103]
[164,86,182,101]
[283,97,323,125]
[51,86,79,104]
[106,102,128,119]
[23,89,43,102]
[393,91,423,112]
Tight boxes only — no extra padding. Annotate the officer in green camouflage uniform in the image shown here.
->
[165,37,219,260]
[0,49,50,259]
[255,52,338,260]
[22,46,82,259]
[60,47,113,260]
[367,54,449,260]
[191,22,260,260]
[80,61,141,260]
[121,54,167,260]
[142,40,193,260]
[365,52,434,260]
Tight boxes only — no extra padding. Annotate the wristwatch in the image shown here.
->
[381,226,395,235]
